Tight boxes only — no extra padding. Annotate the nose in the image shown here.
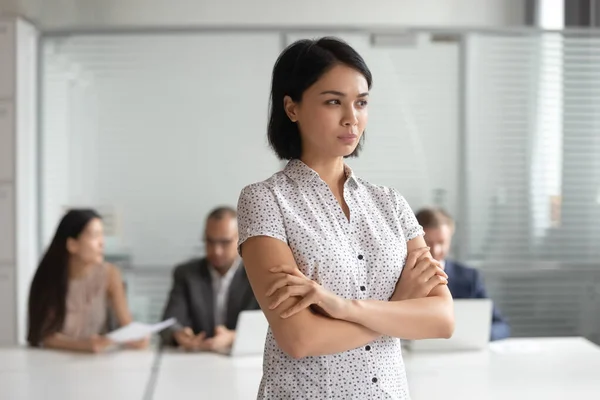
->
[342,104,359,127]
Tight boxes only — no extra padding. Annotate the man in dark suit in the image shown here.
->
[415,208,510,341]
[161,206,259,352]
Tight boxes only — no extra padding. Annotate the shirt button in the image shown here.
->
[358,254,364,260]
[360,286,366,291]
[365,345,371,351]
[372,377,378,383]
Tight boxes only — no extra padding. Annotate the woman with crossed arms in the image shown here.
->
[237,37,454,399]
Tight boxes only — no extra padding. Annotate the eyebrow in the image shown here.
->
[319,90,369,97]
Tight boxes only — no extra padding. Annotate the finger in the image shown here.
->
[281,295,316,319]
[199,338,214,351]
[215,325,225,334]
[195,332,206,341]
[182,327,194,337]
[266,274,306,296]
[189,337,205,351]
[269,264,304,278]
[426,274,448,291]
[415,256,440,275]
[183,340,198,351]
[269,285,310,309]
[178,336,193,348]
[436,265,448,279]
[405,247,430,269]
[421,264,448,280]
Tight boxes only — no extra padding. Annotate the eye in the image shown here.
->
[357,100,368,108]
[326,99,341,105]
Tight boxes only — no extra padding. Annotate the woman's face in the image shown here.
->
[67,218,105,265]
[285,64,369,160]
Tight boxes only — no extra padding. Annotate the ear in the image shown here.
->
[283,95,298,122]
[66,237,78,255]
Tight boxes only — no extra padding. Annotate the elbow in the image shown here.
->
[435,298,455,339]
[273,330,310,360]
[277,337,310,360]
[438,314,455,339]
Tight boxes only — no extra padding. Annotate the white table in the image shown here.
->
[404,337,600,399]
[0,347,156,400]
[153,350,263,400]
[1,338,599,399]
[153,337,600,400]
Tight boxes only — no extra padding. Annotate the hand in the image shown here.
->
[86,334,114,353]
[266,264,348,320]
[173,327,212,352]
[392,247,448,301]
[124,336,150,350]
[204,325,236,353]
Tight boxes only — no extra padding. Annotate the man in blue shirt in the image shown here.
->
[415,208,510,341]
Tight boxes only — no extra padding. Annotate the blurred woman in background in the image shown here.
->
[27,209,148,353]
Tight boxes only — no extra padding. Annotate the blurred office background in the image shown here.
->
[1,0,600,345]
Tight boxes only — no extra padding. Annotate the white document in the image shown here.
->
[106,318,176,343]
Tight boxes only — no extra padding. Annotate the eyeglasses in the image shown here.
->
[204,237,236,247]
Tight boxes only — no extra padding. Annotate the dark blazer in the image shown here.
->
[160,257,260,345]
[445,260,511,341]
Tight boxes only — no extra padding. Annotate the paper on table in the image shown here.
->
[106,318,176,343]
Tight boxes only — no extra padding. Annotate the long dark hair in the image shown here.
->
[27,209,101,346]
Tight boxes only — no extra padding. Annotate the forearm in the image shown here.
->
[42,334,90,353]
[274,310,380,358]
[344,292,454,340]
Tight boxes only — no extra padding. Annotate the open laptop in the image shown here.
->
[404,299,493,352]
[229,310,269,356]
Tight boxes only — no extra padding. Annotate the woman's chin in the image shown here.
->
[339,145,359,158]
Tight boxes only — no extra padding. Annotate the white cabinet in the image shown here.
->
[0,102,14,181]
[0,22,14,98]
[0,266,15,344]
[0,183,14,264]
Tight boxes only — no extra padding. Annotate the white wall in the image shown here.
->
[19,0,525,30]
[42,33,283,266]
[41,31,460,266]
[40,58,71,249]
[285,32,459,213]
[0,17,38,345]
[0,18,19,346]
[15,19,37,344]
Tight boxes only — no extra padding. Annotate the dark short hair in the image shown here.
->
[267,37,373,160]
[206,206,237,221]
[415,208,455,230]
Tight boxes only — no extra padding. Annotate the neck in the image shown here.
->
[300,155,346,189]
[212,258,237,277]
[68,258,94,279]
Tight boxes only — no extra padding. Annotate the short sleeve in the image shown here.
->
[390,189,424,242]
[237,182,288,254]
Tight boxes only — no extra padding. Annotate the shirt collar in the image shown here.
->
[283,159,359,189]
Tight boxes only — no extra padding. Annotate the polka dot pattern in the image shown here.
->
[237,159,424,400]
